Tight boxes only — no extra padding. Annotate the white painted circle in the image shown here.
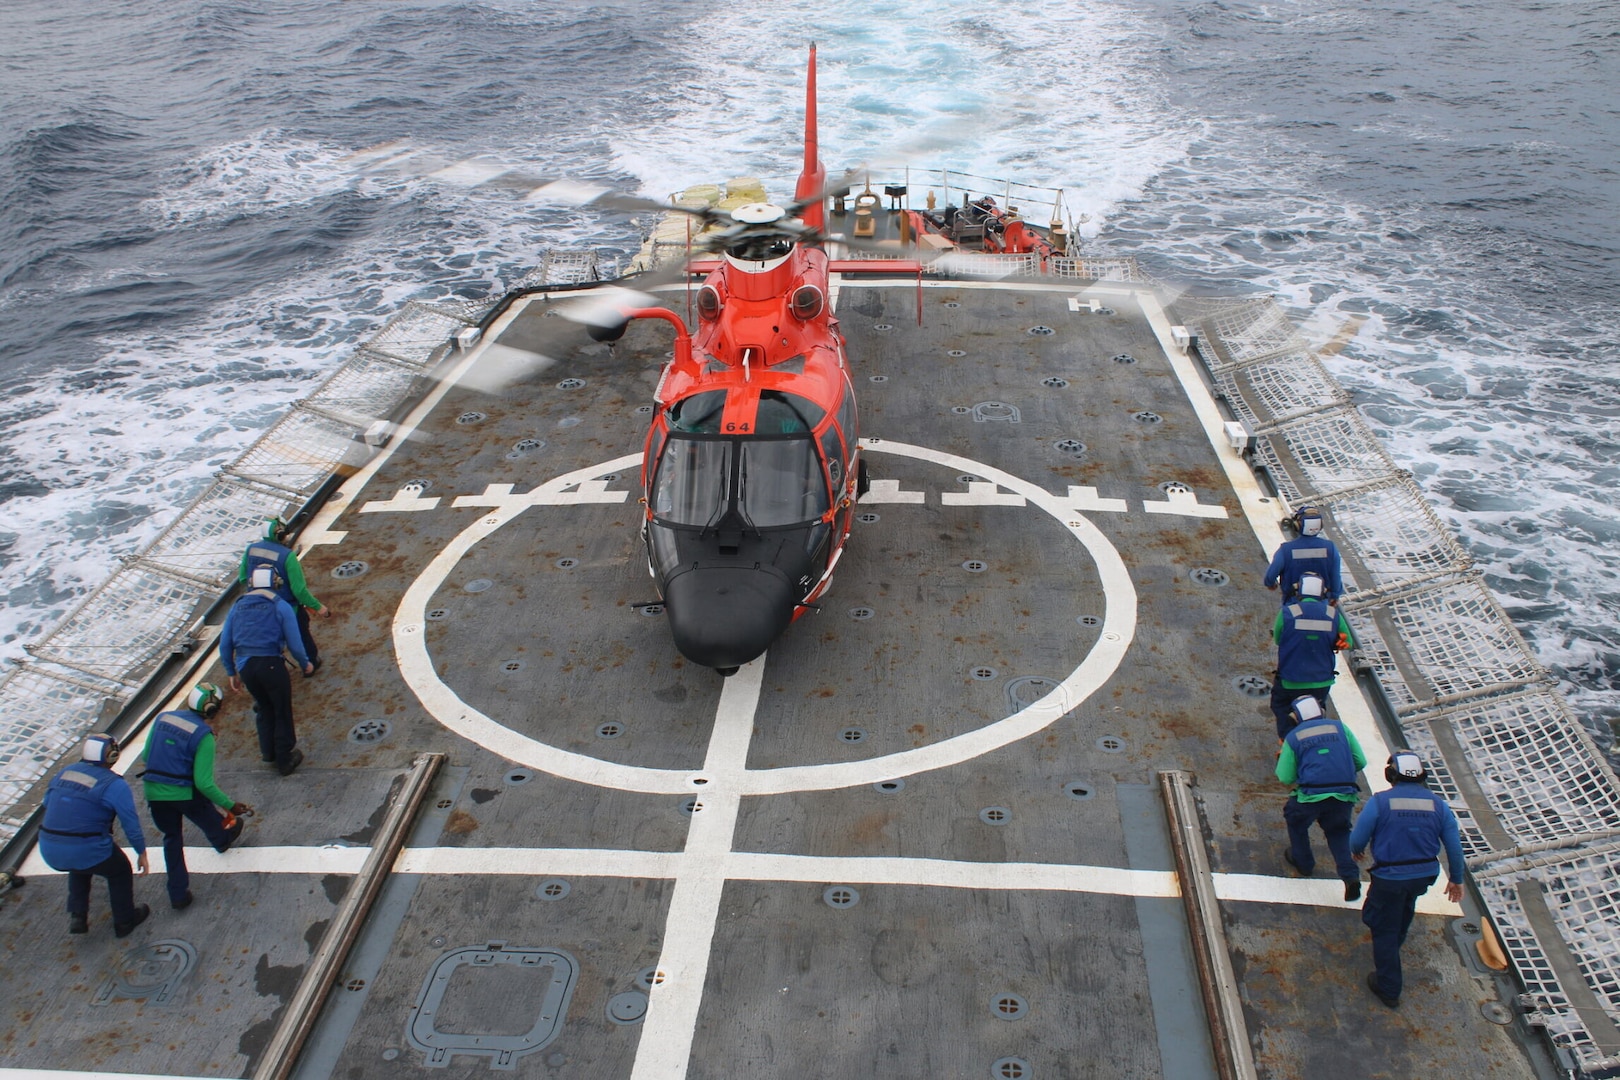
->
[393,441,1136,796]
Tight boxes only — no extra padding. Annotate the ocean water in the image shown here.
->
[1,1,1615,744]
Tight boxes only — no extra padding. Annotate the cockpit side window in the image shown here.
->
[756,390,826,434]
[666,390,727,434]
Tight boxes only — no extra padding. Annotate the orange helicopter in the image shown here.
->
[588,45,921,675]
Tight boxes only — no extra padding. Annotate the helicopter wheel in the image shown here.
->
[857,457,870,498]
[715,666,740,677]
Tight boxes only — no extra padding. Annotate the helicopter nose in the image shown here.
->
[663,565,797,671]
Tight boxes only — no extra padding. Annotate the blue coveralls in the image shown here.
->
[1264,535,1343,602]
[1270,597,1349,739]
[143,709,238,904]
[242,539,319,666]
[219,588,309,772]
[38,763,147,925]
[1277,718,1363,881]
[1349,784,1465,1002]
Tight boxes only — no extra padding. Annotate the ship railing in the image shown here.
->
[0,297,499,848]
[1181,293,1620,1076]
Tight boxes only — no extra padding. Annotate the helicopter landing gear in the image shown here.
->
[715,666,740,677]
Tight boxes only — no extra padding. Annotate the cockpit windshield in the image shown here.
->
[740,438,828,526]
[651,438,731,527]
[651,434,829,529]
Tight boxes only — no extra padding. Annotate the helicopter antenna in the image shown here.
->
[794,43,826,233]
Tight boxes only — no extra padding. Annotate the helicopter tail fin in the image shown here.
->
[793,43,827,232]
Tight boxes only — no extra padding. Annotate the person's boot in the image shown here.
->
[278,748,304,777]
[113,904,151,938]
[68,912,88,935]
[1343,877,1362,902]
[219,817,245,852]
[172,890,194,911]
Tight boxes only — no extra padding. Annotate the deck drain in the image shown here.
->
[874,779,905,793]
[1190,567,1230,586]
[1159,481,1192,494]
[839,727,867,744]
[596,722,625,739]
[348,719,391,744]
[678,796,703,815]
[634,404,653,415]
[512,438,545,453]
[535,879,570,901]
[557,416,582,429]
[425,608,449,621]
[970,667,998,681]
[1132,410,1163,424]
[431,936,447,948]
[464,578,493,593]
[346,978,366,992]
[638,603,665,616]
[607,991,649,1025]
[992,1057,1032,1078]
[979,806,1011,826]
[973,401,1020,423]
[943,301,961,308]
[599,473,620,483]
[990,992,1028,1021]
[950,404,971,413]
[856,512,880,524]
[869,375,889,383]
[848,607,874,620]
[1481,1001,1513,1026]
[874,323,894,331]
[636,967,666,989]
[500,659,525,673]
[455,411,487,424]
[556,378,586,390]
[400,478,432,494]
[948,350,967,358]
[332,561,369,579]
[504,769,533,785]
[1097,735,1127,754]
[383,1049,399,1061]
[1028,326,1055,336]
[1055,439,1086,456]
[1005,676,1057,711]
[1078,615,1101,626]
[1234,674,1272,697]
[406,945,577,1070]
[1042,376,1069,388]
[1112,353,1137,365]
[823,885,860,909]
[962,559,986,573]
[91,939,198,1006]
[555,558,579,570]
[435,800,452,810]
[1063,780,1094,801]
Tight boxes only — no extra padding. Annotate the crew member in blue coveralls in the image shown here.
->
[1264,505,1343,603]
[1270,571,1354,740]
[1275,694,1367,900]
[141,683,253,910]
[1350,752,1466,1009]
[240,517,334,677]
[220,566,313,776]
[37,734,151,937]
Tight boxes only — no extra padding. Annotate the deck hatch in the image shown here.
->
[91,939,197,1007]
[406,944,578,1070]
